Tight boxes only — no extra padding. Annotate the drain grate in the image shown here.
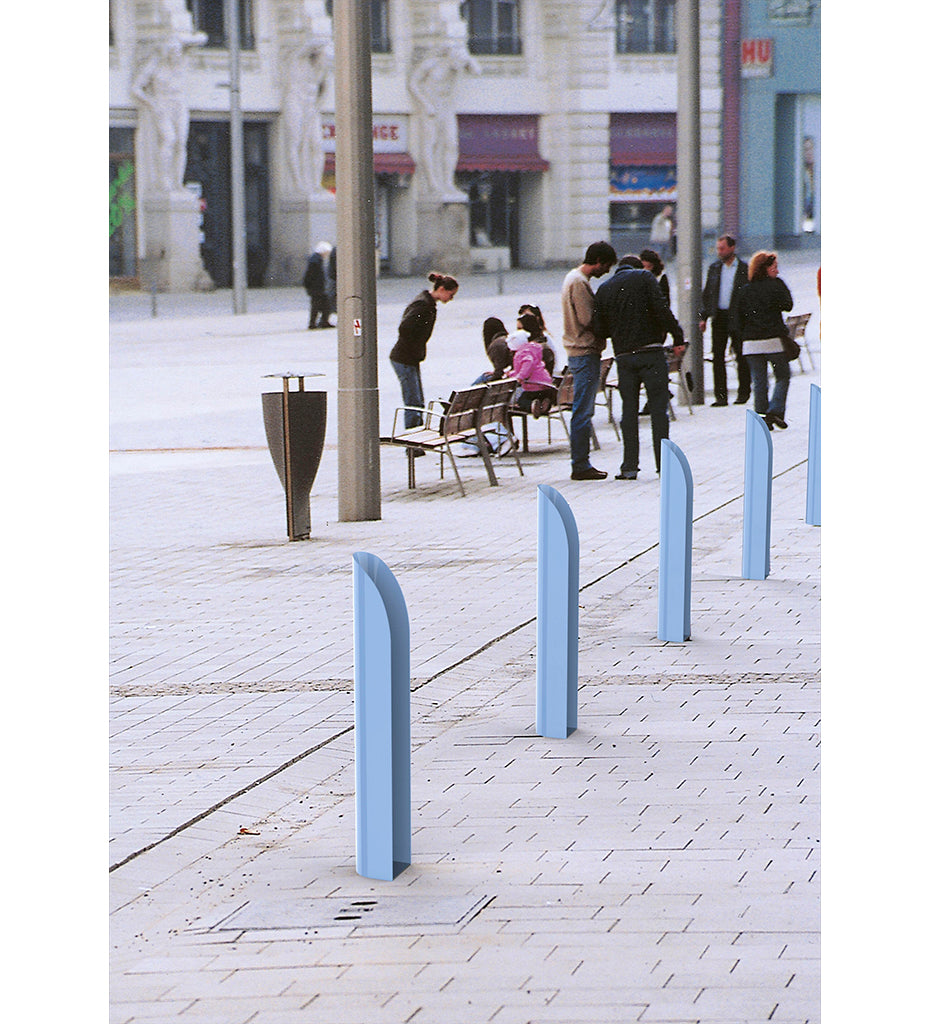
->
[214,893,492,932]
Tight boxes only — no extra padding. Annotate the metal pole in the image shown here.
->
[334,0,381,521]
[676,0,703,403]
[226,0,247,314]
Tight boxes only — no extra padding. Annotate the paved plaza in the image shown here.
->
[110,253,821,1022]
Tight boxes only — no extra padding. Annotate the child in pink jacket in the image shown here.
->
[506,312,557,417]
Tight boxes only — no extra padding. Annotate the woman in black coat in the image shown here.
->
[731,251,793,430]
[389,272,458,428]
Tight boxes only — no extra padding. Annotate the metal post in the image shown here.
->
[742,411,773,580]
[536,486,579,739]
[353,553,411,881]
[226,0,247,314]
[806,384,821,526]
[676,0,703,404]
[334,1,381,521]
[658,440,693,642]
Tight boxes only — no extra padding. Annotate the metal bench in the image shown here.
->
[785,313,815,372]
[380,381,520,496]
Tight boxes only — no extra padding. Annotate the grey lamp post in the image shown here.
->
[334,0,382,521]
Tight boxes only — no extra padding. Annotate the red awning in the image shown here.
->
[456,114,550,173]
[324,152,416,175]
[610,112,677,166]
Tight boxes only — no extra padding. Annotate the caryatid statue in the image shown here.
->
[280,38,333,196]
[131,29,206,196]
[408,42,480,202]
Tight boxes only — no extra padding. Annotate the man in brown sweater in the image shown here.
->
[561,241,617,480]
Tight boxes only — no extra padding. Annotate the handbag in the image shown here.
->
[781,333,801,361]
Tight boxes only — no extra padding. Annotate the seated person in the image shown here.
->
[473,317,512,384]
[518,303,557,375]
[505,312,557,418]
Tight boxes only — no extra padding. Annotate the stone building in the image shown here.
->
[109,1,818,291]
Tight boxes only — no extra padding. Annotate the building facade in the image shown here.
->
[109,1,819,291]
[736,0,820,249]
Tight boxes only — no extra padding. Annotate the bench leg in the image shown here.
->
[406,447,416,489]
[475,429,499,487]
[678,368,693,414]
[443,444,466,497]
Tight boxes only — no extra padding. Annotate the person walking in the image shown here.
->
[730,251,793,431]
[560,240,617,481]
[592,255,684,480]
[699,234,750,405]
[303,241,334,329]
[389,272,459,428]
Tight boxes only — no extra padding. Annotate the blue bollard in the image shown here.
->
[352,553,411,881]
[658,439,693,642]
[537,485,579,739]
[742,411,774,580]
[806,384,821,526]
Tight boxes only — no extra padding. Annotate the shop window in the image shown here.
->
[186,0,255,49]
[615,0,675,54]
[325,0,391,53]
[461,0,522,56]
[110,128,137,279]
[459,170,519,260]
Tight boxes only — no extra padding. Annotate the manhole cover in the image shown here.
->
[214,893,492,932]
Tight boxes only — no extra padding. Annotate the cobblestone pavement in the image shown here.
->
[110,255,821,1022]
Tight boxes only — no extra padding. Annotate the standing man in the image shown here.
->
[303,241,334,329]
[650,205,675,260]
[562,241,617,481]
[699,234,750,405]
[592,255,684,480]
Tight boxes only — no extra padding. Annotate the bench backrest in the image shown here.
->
[785,313,811,340]
[478,379,518,428]
[599,357,614,391]
[442,385,487,436]
[555,369,574,408]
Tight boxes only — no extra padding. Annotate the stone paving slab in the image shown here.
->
[110,261,821,1021]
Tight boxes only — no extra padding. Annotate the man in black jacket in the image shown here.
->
[699,234,749,405]
[592,256,684,479]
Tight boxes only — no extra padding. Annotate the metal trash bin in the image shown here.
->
[262,373,326,540]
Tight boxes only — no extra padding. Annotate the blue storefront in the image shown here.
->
[739,1,820,249]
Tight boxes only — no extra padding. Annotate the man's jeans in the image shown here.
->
[390,359,424,428]
[746,353,790,419]
[616,348,669,474]
[568,353,600,472]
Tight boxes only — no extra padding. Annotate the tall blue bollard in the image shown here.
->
[658,439,693,642]
[537,485,579,739]
[352,553,411,881]
[806,384,821,526]
[742,411,774,580]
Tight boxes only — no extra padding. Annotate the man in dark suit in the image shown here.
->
[699,235,750,405]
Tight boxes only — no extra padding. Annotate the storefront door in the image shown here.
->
[184,121,270,287]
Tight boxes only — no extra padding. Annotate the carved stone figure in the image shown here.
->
[408,43,480,202]
[281,39,333,195]
[131,31,206,196]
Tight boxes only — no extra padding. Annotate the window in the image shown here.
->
[461,0,521,56]
[325,0,391,52]
[615,0,675,55]
[186,0,255,49]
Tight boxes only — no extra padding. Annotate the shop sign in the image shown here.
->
[321,116,408,153]
[741,39,774,77]
[609,165,676,200]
